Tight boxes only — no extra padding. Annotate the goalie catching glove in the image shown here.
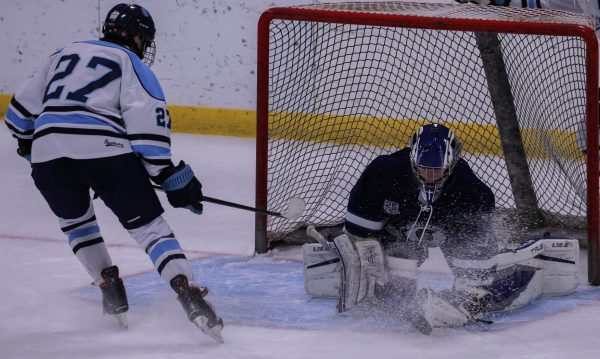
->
[159,161,203,214]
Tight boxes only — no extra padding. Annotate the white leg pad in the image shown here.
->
[303,232,386,312]
[501,271,543,311]
[497,237,579,297]
[539,239,579,296]
[333,234,362,311]
[303,243,341,298]
[355,239,386,300]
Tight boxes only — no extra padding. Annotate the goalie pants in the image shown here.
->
[31,153,193,284]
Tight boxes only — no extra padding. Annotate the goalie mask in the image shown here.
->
[101,3,156,67]
[410,124,462,205]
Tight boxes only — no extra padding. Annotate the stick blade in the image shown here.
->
[282,197,306,219]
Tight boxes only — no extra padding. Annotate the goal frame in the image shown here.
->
[255,3,600,284]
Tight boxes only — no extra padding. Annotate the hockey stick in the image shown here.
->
[306,225,335,250]
[151,185,305,220]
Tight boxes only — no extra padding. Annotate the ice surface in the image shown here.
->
[1,125,600,359]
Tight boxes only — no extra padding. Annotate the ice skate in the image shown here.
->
[99,265,129,328]
[170,275,224,343]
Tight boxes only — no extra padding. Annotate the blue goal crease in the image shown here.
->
[79,255,600,332]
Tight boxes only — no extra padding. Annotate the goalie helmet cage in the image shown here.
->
[255,2,600,284]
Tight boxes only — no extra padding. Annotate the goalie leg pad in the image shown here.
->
[331,234,386,312]
[302,243,341,298]
[489,268,541,311]
[538,239,579,296]
[496,238,579,299]
[333,234,362,312]
[303,228,386,310]
[355,238,386,299]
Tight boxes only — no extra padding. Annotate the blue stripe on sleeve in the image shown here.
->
[6,108,35,132]
[132,144,171,158]
[149,239,182,264]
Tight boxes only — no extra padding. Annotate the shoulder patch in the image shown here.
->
[383,199,400,214]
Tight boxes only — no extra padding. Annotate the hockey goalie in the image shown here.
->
[303,124,579,334]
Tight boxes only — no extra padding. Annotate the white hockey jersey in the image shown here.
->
[4,40,172,178]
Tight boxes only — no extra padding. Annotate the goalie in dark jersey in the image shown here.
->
[304,123,580,334]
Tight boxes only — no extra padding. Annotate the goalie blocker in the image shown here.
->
[303,230,579,318]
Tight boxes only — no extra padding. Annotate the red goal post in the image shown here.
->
[255,2,600,284]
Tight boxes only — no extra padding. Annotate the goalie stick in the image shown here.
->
[151,185,305,220]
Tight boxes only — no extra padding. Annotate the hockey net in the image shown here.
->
[255,2,599,283]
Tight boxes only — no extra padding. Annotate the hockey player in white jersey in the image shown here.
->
[4,3,223,343]
[303,124,579,334]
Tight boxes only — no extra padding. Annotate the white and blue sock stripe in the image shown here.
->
[129,216,193,283]
[59,208,112,285]
[146,235,188,277]
[67,224,105,254]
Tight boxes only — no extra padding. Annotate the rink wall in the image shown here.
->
[0,0,328,137]
[0,0,590,146]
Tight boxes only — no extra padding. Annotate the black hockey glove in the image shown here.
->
[160,161,203,214]
[14,136,32,162]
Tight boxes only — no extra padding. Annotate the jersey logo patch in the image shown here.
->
[383,199,400,214]
[104,139,124,148]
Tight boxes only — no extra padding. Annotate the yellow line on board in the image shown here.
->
[0,93,256,137]
[0,93,585,161]
[268,111,585,161]
[168,104,256,138]
[0,94,10,119]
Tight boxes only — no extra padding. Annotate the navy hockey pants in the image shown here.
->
[31,153,164,230]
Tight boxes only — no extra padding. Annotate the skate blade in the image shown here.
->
[111,313,128,329]
[192,317,224,344]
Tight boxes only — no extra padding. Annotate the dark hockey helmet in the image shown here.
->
[101,3,156,66]
[409,123,462,204]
